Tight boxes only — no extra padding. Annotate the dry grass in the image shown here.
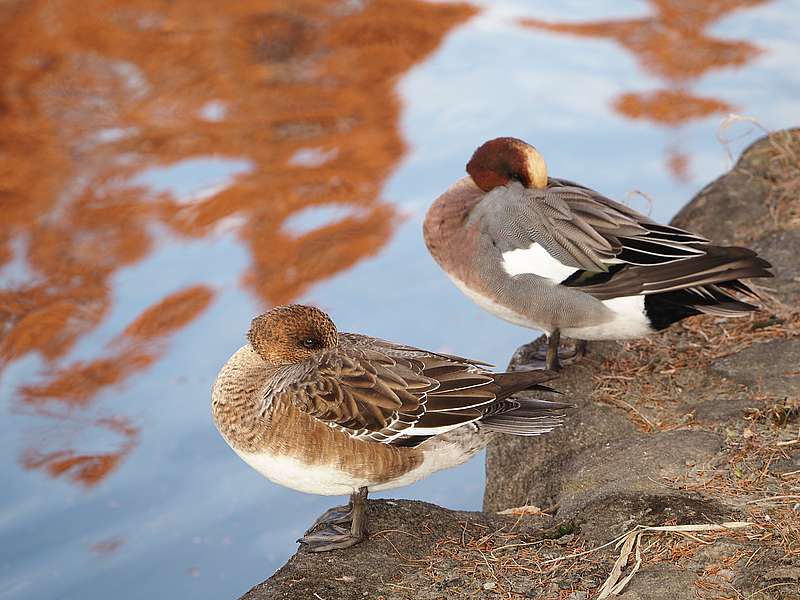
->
[667,407,800,559]
[411,513,781,599]
[591,305,800,433]
[738,128,800,236]
[413,416,799,598]
[414,519,609,599]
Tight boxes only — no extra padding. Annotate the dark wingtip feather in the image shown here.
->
[490,369,562,401]
[493,368,559,386]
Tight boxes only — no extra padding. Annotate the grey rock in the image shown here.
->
[615,564,696,599]
[751,229,800,305]
[555,430,721,518]
[485,342,637,512]
[240,499,528,600]
[688,539,748,569]
[712,339,800,398]
[690,394,755,424]
[671,128,798,245]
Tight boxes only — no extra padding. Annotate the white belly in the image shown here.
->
[371,435,483,492]
[232,430,484,496]
[235,449,367,496]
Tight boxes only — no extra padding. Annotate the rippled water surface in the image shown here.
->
[2,1,799,598]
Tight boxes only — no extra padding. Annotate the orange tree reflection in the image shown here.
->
[522,0,767,180]
[0,0,475,487]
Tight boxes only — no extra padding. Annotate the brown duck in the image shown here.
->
[211,304,569,552]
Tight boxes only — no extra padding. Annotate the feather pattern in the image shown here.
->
[476,179,710,273]
[473,177,771,310]
[272,333,568,446]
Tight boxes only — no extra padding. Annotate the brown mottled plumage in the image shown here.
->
[211,304,569,551]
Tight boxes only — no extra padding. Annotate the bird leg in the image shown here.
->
[532,330,587,370]
[299,487,369,552]
[546,329,562,371]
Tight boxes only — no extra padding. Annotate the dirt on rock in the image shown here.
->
[241,130,800,599]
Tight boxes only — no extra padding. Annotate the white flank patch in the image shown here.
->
[235,449,366,496]
[564,295,652,340]
[501,243,579,282]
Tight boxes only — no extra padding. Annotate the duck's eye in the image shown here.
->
[301,338,318,349]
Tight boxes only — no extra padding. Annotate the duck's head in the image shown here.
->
[248,304,338,365]
[466,137,548,192]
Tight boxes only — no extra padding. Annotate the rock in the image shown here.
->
[670,128,799,246]
[690,394,754,424]
[615,564,697,600]
[555,430,721,513]
[752,230,800,306]
[688,539,747,568]
[240,499,537,600]
[712,339,800,398]
[484,343,638,512]
[237,130,800,600]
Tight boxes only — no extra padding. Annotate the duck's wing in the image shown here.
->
[275,336,562,445]
[473,179,709,275]
[473,179,771,303]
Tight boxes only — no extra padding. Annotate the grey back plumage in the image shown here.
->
[471,178,772,310]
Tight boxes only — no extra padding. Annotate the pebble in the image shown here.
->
[555,533,575,545]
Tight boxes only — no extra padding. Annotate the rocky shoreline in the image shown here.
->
[240,130,799,600]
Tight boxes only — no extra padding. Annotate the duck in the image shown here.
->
[211,304,569,552]
[423,137,773,370]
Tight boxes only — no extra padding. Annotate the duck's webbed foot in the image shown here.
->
[299,487,368,552]
[309,504,353,528]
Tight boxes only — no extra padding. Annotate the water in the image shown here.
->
[1,1,798,598]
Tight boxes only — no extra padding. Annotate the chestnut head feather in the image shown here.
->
[248,304,338,365]
[466,137,548,192]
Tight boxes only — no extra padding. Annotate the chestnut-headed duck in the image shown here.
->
[424,137,773,370]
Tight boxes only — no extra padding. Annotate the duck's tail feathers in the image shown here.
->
[480,394,574,437]
[644,276,769,330]
[578,245,772,301]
